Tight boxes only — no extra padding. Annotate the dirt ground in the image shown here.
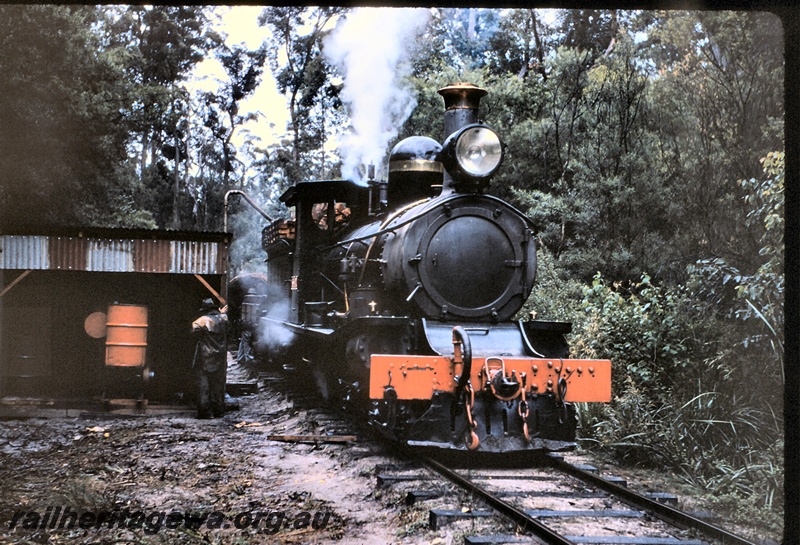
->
[0,377,412,545]
[0,372,782,545]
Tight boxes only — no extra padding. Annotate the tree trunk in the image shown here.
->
[531,10,547,81]
[172,130,180,229]
[140,130,148,185]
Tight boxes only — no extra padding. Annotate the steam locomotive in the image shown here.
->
[229,83,611,454]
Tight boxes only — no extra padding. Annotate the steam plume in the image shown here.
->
[324,8,430,183]
[256,287,295,352]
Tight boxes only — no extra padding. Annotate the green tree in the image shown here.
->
[204,44,273,272]
[489,11,783,284]
[432,8,501,71]
[688,151,784,390]
[210,44,268,191]
[559,9,620,55]
[0,5,146,229]
[258,7,343,184]
[644,11,784,274]
[503,34,682,281]
[573,273,783,524]
[487,9,551,79]
[106,5,220,229]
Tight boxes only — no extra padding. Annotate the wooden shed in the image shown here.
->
[0,227,230,403]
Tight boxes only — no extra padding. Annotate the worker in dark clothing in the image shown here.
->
[192,298,228,419]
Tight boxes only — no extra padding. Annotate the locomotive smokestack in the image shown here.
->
[437,82,487,140]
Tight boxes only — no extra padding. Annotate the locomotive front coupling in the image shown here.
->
[369,326,612,452]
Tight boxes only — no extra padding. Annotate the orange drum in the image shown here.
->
[105,304,148,367]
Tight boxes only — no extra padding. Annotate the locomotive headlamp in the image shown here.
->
[442,124,504,184]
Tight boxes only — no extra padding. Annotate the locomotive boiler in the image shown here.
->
[231,83,611,454]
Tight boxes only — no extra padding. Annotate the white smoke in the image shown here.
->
[324,8,430,183]
[256,293,295,353]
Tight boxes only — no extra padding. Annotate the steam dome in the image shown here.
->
[387,136,443,207]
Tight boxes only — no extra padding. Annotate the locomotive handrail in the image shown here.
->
[316,271,345,296]
[453,325,478,449]
[357,198,431,285]
[452,326,472,392]
[322,193,539,256]
[322,197,433,251]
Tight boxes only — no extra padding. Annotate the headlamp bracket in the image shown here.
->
[441,123,505,192]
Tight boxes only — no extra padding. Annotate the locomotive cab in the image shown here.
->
[274,179,370,324]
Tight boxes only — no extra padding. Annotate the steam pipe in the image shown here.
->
[367,164,376,214]
[366,163,387,215]
[224,190,274,233]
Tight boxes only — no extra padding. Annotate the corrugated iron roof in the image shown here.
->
[0,226,230,243]
[0,229,229,275]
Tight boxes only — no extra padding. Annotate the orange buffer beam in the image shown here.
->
[369,355,611,402]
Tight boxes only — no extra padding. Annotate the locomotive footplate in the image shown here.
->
[369,346,611,452]
[368,355,611,403]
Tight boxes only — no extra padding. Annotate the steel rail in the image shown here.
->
[420,456,576,545]
[546,454,759,545]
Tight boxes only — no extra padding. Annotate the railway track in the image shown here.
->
[377,452,763,545]
[257,365,767,545]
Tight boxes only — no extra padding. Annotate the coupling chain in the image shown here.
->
[464,382,479,450]
[517,372,530,442]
